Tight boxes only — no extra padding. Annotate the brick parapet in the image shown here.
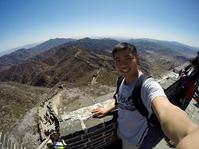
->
[0,132,26,149]
[37,63,193,149]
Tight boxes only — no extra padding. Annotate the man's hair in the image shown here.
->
[112,42,137,57]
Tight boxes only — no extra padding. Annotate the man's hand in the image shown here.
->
[92,106,111,118]
[92,102,116,118]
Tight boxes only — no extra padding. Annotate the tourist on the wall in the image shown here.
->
[92,42,199,149]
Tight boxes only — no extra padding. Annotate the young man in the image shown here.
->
[92,42,199,149]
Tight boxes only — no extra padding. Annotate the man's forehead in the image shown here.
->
[114,50,135,57]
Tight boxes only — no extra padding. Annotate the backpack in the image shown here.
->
[113,74,160,127]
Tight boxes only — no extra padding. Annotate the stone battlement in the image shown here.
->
[0,132,26,149]
[37,61,196,149]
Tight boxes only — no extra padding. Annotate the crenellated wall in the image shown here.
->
[37,62,194,149]
[61,116,117,149]
[0,132,26,149]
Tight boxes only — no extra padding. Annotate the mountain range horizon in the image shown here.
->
[0,37,198,88]
[1,37,199,57]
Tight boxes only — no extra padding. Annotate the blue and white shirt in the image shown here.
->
[116,72,166,146]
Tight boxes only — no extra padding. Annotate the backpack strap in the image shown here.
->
[114,75,151,109]
[132,74,151,118]
[113,76,124,105]
[114,74,157,127]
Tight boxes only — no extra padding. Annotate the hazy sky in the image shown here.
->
[0,0,199,51]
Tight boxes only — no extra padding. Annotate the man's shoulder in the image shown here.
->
[142,77,160,89]
[141,76,166,98]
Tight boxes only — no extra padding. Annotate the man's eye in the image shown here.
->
[115,59,120,62]
[126,57,133,61]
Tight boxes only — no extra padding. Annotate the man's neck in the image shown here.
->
[124,70,139,85]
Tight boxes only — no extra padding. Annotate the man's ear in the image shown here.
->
[135,55,140,65]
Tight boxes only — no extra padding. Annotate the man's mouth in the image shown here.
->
[120,67,130,73]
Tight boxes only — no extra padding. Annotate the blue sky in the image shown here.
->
[0,0,199,51]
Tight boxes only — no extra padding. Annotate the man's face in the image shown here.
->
[114,49,138,74]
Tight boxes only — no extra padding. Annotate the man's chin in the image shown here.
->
[120,69,130,74]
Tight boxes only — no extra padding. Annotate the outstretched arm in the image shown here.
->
[177,127,199,149]
[152,96,199,148]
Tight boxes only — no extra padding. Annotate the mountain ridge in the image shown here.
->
[0,37,197,87]
[0,38,75,71]
[0,46,119,87]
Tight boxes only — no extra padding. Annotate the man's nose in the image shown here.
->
[119,60,129,66]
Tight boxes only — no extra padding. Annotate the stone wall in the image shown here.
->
[62,115,117,149]
[37,62,194,149]
[0,132,26,149]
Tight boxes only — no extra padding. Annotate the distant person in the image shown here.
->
[92,42,199,149]
[176,56,199,108]
[50,133,66,149]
